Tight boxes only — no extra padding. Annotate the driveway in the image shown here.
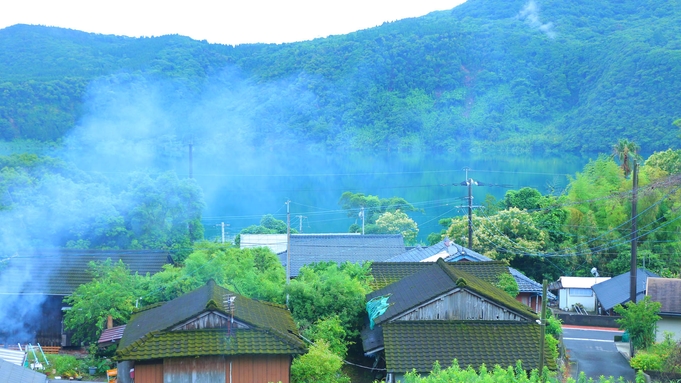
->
[563,327,635,382]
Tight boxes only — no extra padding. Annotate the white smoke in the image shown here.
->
[518,0,556,39]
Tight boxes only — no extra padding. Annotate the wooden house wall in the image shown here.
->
[395,290,526,322]
[135,360,163,383]
[516,293,542,313]
[164,356,226,383]
[230,355,291,383]
[132,355,291,383]
[172,312,248,331]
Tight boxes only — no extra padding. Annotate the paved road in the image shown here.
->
[563,328,635,382]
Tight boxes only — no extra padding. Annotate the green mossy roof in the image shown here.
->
[370,261,510,290]
[367,259,538,325]
[117,328,305,360]
[117,280,305,360]
[383,320,556,373]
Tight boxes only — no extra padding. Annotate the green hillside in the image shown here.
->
[1,0,680,152]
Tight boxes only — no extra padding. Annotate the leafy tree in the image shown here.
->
[286,261,373,339]
[446,208,548,261]
[290,340,349,383]
[374,209,419,245]
[401,359,632,383]
[63,259,145,344]
[301,315,350,359]
[614,296,662,351]
[644,149,681,175]
[503,187,543,211]
[339,192,420,231]
[612,138,642,178]
[143,242,286,305]
[495,273,519,298]
[235,214,297,246]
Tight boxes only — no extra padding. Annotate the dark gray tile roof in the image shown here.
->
[0,249,172,295]
[509,268,556,300]
[385,240,449,262]
[592,268,660,311]
[0,359,47,383]
[646,277,681,315]
[279,234,406,277]
[382,320,555,373]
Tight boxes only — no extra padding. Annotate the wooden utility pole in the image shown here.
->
[630,161,639,304]
[538,279,548,379]
[286,201,291,284]
[629,162,639,358]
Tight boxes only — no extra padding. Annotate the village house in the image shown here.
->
[362,259,552,382]
[115,279,305,383]
[384,238,555,312]
[0,249,171,347]
[646,277,681,343]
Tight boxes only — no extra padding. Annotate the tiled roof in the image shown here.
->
[646,277,681,315]
[117,280,305,360]
[382,320,556,373]
[98,325,126,345]
[279,234,406,277]
[370,261,510,290]
[0,249,171,295]
[117,329,302,360]
[593,269,659,311]
[385,241,449,262]
[367,259,538,326]
[509,268,556,299]
[0,358,47,383]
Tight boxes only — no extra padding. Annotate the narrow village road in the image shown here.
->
[563,327,635,382]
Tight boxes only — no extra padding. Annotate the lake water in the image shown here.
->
[0,142,593,243]
[194,150,593,243]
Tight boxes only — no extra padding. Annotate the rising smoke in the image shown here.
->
[518,0,556,39]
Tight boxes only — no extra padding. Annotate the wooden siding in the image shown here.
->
[395,290,527,322]
[136,361,163,383]
[164,356,226,383]
[172,312,248,331]
[230,355,291,383]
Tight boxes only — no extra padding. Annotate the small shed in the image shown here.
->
[551,276,610,312]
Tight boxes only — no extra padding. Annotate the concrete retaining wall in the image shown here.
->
[556,313,620,328]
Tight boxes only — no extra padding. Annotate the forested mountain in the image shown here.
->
[1,0,680,152]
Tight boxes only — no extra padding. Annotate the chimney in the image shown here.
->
[107,315,113,329]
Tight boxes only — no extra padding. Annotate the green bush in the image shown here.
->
[291,340,349,383]
[630,351,664,372]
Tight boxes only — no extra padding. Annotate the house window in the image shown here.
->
[569,288,593,297]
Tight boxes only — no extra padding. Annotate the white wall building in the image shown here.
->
[552,276,610,312]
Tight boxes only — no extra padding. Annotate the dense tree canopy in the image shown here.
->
[2,0,681,153]
[0,154,204,254]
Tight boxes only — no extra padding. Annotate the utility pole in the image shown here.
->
[359,207,365,235]
[286,200,291,285]
[538,279,548,380]
[630,161,639,304]
[455,168,511,250]
[295,215,307,233]
[215,222,229,244]
[630,161,639,358]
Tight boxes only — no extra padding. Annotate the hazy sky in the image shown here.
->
[1,0,467,45]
